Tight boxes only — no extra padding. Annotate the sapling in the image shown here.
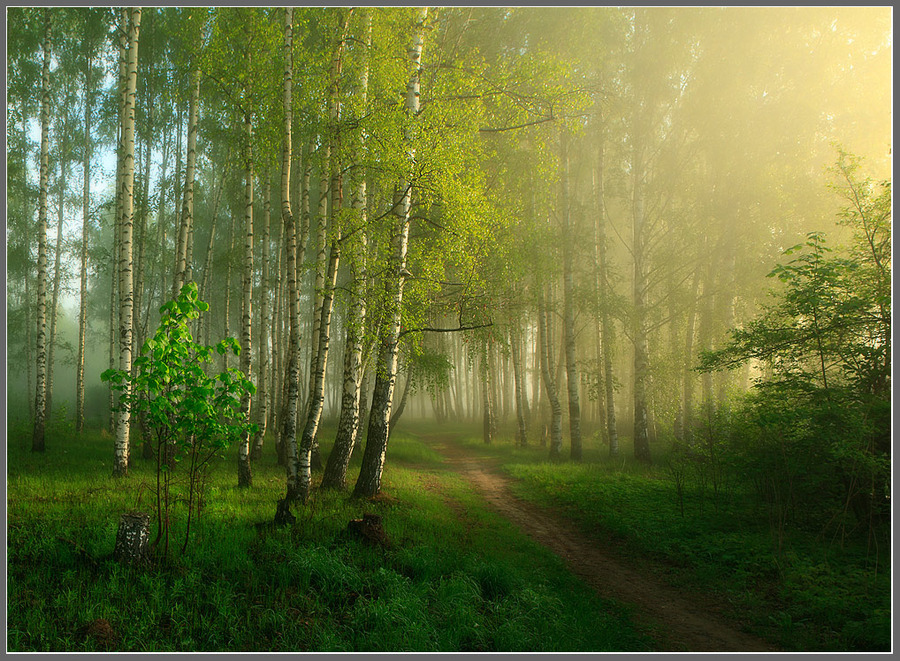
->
[103,282,256,557]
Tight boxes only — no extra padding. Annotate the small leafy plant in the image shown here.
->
[102,282,256,558]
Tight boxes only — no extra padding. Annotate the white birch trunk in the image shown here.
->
[298,10,351,501]
[594,140,619,456]
[252,181,271,461]
[114,7,141,477]
[237,97,254,488]
[76,54,92,434]
[322,9,371,490]
[172,66,200,299]
[538,287,563,461]
[46,139,68,423]
[354,7,428,499]
[281,7,306,508]
[559,130,582,461]
[32,9,52,453]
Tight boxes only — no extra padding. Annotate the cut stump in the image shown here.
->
[346,513,391,548]
[113,512,151,566]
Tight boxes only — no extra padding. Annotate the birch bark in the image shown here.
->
[114,7,141,477]
[172,66,200,299]
[354,7,428,498]
[322,10,372,490]
[32,9,52,453]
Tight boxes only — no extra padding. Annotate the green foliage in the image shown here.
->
[698,156,890,540]
[102,282,254,462]
[101,282,256,555]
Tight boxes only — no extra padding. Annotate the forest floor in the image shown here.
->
[418,430,780,653]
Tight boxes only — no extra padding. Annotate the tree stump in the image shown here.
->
[113,512,150,566]
[346,513,390,548]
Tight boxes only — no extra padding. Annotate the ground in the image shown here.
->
[421,431,779,653]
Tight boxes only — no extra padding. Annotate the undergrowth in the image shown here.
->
[6,424,649,652]
[460,426,890,652]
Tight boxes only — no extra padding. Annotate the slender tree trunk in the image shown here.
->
[252,181,271,461]
[22,111,34,422]
[699,259,716,418]
[197,152,230,344]
[715,251,736,407]
[114,7,141,477]
[109,32,127,435]
[594,138,619,456]
[281,7,306,508]
[631,133,652,464]
[172,65,200,299]
[46,138,68,424]
[681,268,702,442]
[322,10,371,490]
[108,235,117,433]
[354,7,428,499]
[32,9,52,453]
[144,125,169,335]
[223,206,236,372]
[511,323,528,446]
[297,11,351,499]
[135,109,154,460]
[390,368,413,432]
[481,350,494,445]
[559,131,582,461]
[133,96,151,356]
[538,287,563,460]
[307,161,328,409]
[270,211,284,456]
[26,263,34,423]
[237,96,254,489]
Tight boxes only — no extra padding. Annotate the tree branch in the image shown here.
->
[398,322,493,340]
[479,115,556,134]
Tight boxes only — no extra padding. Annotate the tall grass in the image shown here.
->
[7,424,650,652]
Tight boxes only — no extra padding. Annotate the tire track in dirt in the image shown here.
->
[421,432,779,653]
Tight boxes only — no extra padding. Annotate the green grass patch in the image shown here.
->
[7,425,650,652]
[462,427,890,652]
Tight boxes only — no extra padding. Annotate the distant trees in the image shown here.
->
[5,8,890,523]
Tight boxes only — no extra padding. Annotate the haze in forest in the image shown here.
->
[4,7,890,477]
[5,6,892,653]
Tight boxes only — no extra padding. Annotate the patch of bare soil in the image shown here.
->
[422,433,779,653]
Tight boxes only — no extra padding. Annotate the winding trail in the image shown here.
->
[420,432,779,653]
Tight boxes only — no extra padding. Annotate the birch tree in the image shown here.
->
[322,9,372,491]
[593,136,619,455]
[46,98,72,423]
[559,129,582,461]
[172,64,200,298]
[280,7,306,512]
[298,8,352,502]
[114,6,141,477]
[538,286,563,460]
[76,26,95,434]
[32,8,52,453]
[354,7,429,499]
[251,182,271,461]
[237,98,254,488]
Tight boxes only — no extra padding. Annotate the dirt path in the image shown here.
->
[421,432,779,653]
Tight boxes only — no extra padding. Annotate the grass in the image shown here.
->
[6,420,651,652]
[458,424,891,652]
